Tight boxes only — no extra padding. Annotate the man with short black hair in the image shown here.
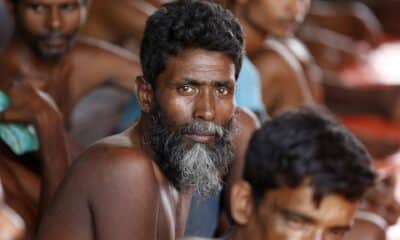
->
[186,108,376,240]
[36,1,258,239]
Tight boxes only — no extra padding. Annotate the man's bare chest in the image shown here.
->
[157,187,191,240]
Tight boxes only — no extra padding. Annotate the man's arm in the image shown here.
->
[252,51,314,116]
[0,84,69,214]
[36,143,161,240]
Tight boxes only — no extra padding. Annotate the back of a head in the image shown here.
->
[140,0,244,87]
[244,107,376,205]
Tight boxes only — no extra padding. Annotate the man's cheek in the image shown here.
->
[216,102,235,121]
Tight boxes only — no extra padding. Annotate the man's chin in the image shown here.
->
[37,50,65,61]
[34,43,69,61]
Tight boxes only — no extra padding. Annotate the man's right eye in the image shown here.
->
[284,213,308,230]
[177,85,196,95]
[28,4,46,13]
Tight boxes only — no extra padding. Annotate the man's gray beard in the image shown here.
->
[149,109,234,196]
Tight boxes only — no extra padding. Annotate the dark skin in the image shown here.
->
[0,82,69,221]
[2,0,141,121]
[36,48,259,240]
[229,0,323,116]
[184,183,357,240]
[0,154,39,239]
[227,182,357,240]
[0,0,140,228]
[82,0,156,53]
[0,176,27,240]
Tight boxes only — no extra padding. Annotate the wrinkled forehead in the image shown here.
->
[158,48,237,86]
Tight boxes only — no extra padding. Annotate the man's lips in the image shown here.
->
[185,133,216,143]
[278,19,299,32]
[42,38,66,48]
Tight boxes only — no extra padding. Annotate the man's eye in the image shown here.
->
[284,214,307,230]
[28,4,46,13]
[60,3,79,12]
[177,85,196,95]
[216,86,229,96]
[327,229,348,239]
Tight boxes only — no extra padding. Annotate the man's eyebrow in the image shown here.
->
[275,204,317,223]
[330,225,352,233]
[214,80,235,87]
[179,78,202,86]
[178,78,234,86]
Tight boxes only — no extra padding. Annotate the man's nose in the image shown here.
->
[47,7,62,30]
[310,229,323,240]
[194,89,216,121]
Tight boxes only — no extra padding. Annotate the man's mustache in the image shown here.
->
[179,120,226,138]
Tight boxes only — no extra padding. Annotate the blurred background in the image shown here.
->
[2,0,400,239]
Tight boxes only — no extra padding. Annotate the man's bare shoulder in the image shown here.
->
[71,38,139,62]
[252,44,293,73]
[36,133,161,240]
[66,38,141,91]
[68,132,159,193]
[234,107,261,132]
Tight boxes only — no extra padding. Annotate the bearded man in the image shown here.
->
[36,1,258,239]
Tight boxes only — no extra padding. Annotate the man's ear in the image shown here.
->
[230,180,254,225]
[136,76,154,113]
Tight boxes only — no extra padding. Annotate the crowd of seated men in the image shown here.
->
[0,0,399,239]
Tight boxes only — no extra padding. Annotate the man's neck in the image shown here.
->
[133,114,158,159]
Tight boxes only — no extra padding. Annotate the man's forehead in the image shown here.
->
[161,48,237,83]
[266,185,357,225]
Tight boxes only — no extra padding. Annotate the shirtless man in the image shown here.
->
[186,108,376,240]
[2,0,140,121]
[36,1,256,239]
[228,0,323,116]
[0,0,140,225]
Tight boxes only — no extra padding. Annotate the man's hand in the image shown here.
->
[0,82,69,214]
[0,82,63,126]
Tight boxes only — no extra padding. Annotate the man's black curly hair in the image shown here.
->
[140,0,244,88]
[244,107,376,206]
